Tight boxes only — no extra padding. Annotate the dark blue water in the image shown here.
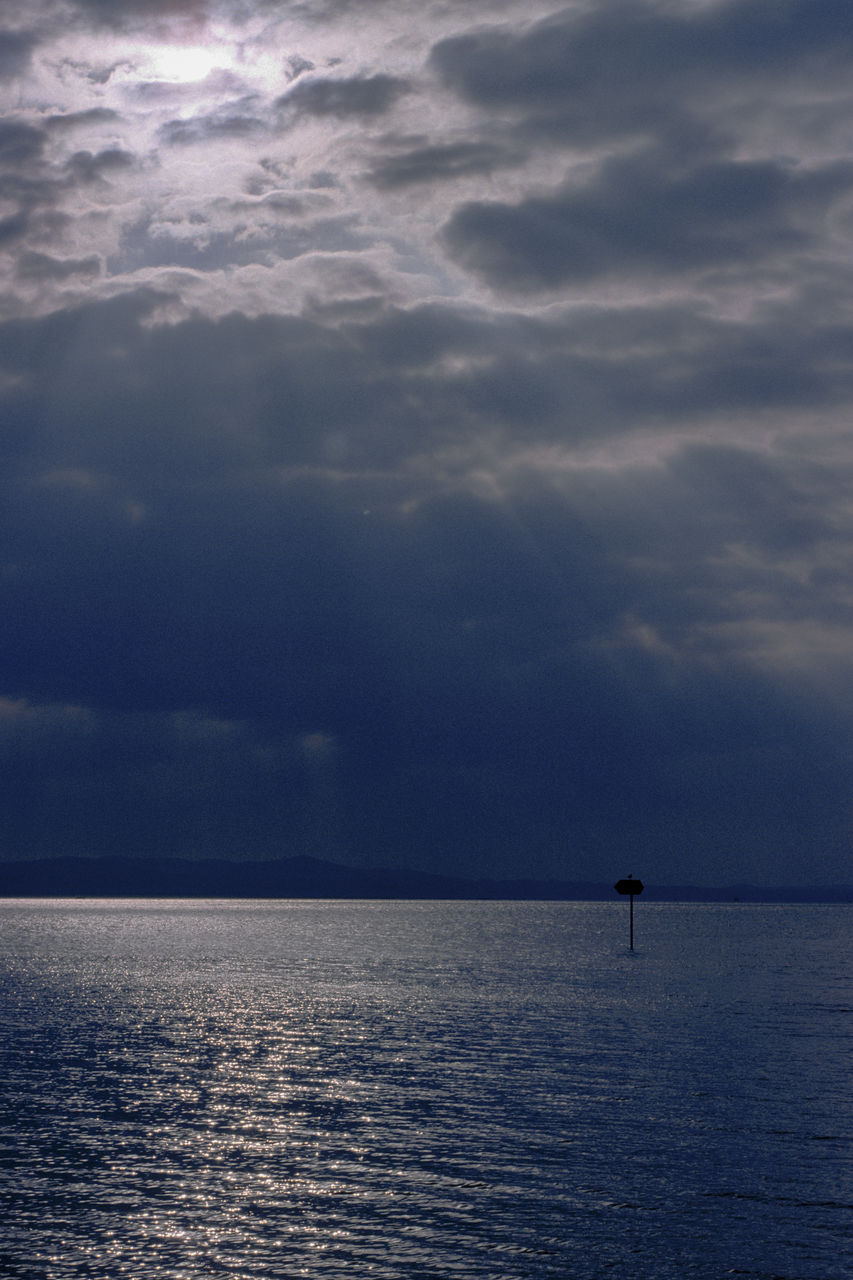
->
[0,900,849,1278]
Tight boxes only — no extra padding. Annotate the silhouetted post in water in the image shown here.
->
[614,875,644,950]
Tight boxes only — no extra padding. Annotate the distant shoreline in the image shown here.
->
[0,855,849,903]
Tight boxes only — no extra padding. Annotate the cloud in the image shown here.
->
[366,139,523,190]
[159,107,268,146]
[0,211,30,246]
[65,147,135,182]
[1,289,849,662]
[66,0,210,28]
[0,0,852,884]
[0,696,323,862]
[431,0,853,146]
[443,150,853,291]
[110,205,364,274]
[277,73,411,119]
[5,400,849,878]
[16,249,101,280]
[129,66,247,103]
[0,121,46,166]
[0,30,36,80]
[45,108,121,132]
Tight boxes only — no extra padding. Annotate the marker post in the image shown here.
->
[614,875,644,950]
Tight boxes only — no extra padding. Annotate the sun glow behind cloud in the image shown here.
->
[139,42,231,84]
[127,22,286,95]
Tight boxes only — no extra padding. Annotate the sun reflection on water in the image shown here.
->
[0,901,849,1278]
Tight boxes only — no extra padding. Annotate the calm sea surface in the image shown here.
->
[0,900,849,1279]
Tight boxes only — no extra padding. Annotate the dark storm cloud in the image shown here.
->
[665,444,831,560]
[0,287,847,591]
[231,191,336,218]
[45,107,121,131]
[2,347,850,881]
[67,0,209,25]
[4,283,848,509]
[2,0,853,887]
[430,0,853,293]
[431,0,853,144]
[0,270,846,476]
[65,147,135,182]
[284,54,315,82]
[0,697,314,862]
[1,280,852,882]
[0,29,36,79]
[348,289,853,437]
[277,73,410,119]
[366,139,523,190]
[443,151,853,291]
[16,249,101,280]
[0,211,29,246]
[0,121,47,166]
[0,124,54,251]
[159,106,267,146]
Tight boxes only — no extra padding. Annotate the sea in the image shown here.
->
[0,899,849,1279]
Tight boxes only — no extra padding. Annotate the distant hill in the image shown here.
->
[0,855,849,902]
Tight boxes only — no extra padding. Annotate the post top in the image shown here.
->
[614,877,644,895]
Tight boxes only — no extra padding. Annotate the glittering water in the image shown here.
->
[0,900,849,1279]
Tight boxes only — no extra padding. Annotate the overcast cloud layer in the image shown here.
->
[2,0,852,886]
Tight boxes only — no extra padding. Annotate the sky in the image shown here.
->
[1,0,852,887]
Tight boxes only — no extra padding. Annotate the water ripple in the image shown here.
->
[1,900,849,1279]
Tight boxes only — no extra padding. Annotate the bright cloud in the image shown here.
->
[134,40,236,84]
